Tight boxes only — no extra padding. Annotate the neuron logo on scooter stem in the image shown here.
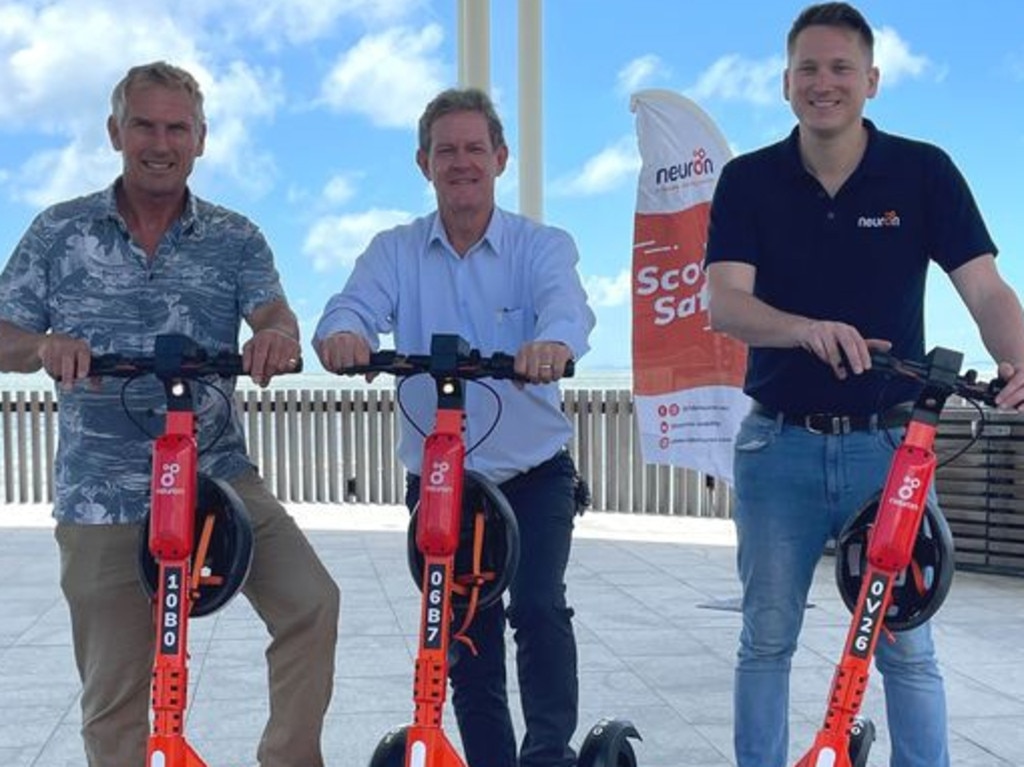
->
[429,461,450,485]
[897,474,920,502]
[157,462,183,494]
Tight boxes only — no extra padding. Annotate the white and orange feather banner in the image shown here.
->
[630,89,748,483]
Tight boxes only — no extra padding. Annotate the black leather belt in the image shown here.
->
[751,402,913,435]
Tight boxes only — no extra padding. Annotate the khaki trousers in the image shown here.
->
[57,469,340,767]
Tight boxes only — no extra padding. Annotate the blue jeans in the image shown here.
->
[732,412,949,767]
[406,450,580,767]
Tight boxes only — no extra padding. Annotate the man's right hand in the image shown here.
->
[796,319,890,380]
[38,333,92,389]
[314,331,375,380]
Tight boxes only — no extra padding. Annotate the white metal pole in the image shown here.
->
[518,0,543,222]
[458,0,491,91]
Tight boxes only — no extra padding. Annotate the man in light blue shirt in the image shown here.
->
[315,88,595,767]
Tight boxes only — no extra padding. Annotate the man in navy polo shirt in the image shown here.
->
[704,3,1024,767]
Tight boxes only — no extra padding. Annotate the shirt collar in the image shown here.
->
[100,178,204,237]
[427,207,504,258]
[181,189,202,235]
[854,119,887,178]
[782,118,886,180]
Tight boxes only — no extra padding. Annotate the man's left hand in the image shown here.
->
[515,341,573,384]
[244,328,302,387]
[994,361,1024,410]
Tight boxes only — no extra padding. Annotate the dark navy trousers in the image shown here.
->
[406,450,580,767]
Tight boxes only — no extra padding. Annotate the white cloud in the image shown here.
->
[323,175,358,206]
[873,27,932,86]
[617,55,669,96]
[0,2,292,203]
[11,139,120,208]
[584,269,631,308]
[303,208,414,271]
[320,25,449,129]
[208,0,420,46]
[551,136,640,197]
[0,3,201,132]
[205,60,283,122]
[687,53,785,107]
[285,172,365,211]
[199,62,285,196]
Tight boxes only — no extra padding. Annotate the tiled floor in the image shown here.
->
[2,505,1022,766]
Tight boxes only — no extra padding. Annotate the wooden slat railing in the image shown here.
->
[2,387,732,517]
[934,409,1024,575]
[5,389,1024,574]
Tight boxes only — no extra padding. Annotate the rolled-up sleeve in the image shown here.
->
[314,231,399,349]
[0,215,53,333]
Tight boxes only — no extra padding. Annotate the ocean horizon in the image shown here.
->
[0,368,634,394]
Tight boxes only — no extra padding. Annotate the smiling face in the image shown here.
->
[107,82,206,205]
[784,23,879,141]
[416,109,508,224]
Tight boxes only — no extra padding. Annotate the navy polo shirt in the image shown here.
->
[705,120,997,414]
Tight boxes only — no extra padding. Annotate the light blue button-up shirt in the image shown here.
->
[315,207,595,483]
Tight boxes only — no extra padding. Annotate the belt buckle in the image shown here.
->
[802,414,826,435]
[803,414,850,435]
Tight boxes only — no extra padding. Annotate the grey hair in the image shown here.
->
[110,61,205,126]
[417,87,505,153]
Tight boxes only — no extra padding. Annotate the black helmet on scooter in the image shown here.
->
[834,495,955,632]
[138,474,254,617]
[407,469,519,612]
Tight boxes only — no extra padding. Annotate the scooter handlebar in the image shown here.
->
[868,348,1004,407]
[88,335,303,380]
[342,349,575,382]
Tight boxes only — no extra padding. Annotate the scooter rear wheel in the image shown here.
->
[368,725,408,767]
[407,470,519,610]
[137,474,253,617]
[835,496,955,631]
[577,717,642,767]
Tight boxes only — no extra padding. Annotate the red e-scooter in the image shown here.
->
[89,333,296,767]
[339,333,642,767]
[794,346,1004,767]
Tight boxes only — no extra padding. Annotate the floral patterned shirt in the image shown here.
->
[0,181,286,524]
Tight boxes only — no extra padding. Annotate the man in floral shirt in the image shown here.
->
[0,62,339,767]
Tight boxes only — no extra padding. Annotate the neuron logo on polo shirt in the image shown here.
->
[857,210,901,228]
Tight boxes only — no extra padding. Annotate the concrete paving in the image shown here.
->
[1,504,1022,767]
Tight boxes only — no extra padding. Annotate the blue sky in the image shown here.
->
[1,0,1022,375]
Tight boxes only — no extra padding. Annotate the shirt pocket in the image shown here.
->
[493,306,526,353]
